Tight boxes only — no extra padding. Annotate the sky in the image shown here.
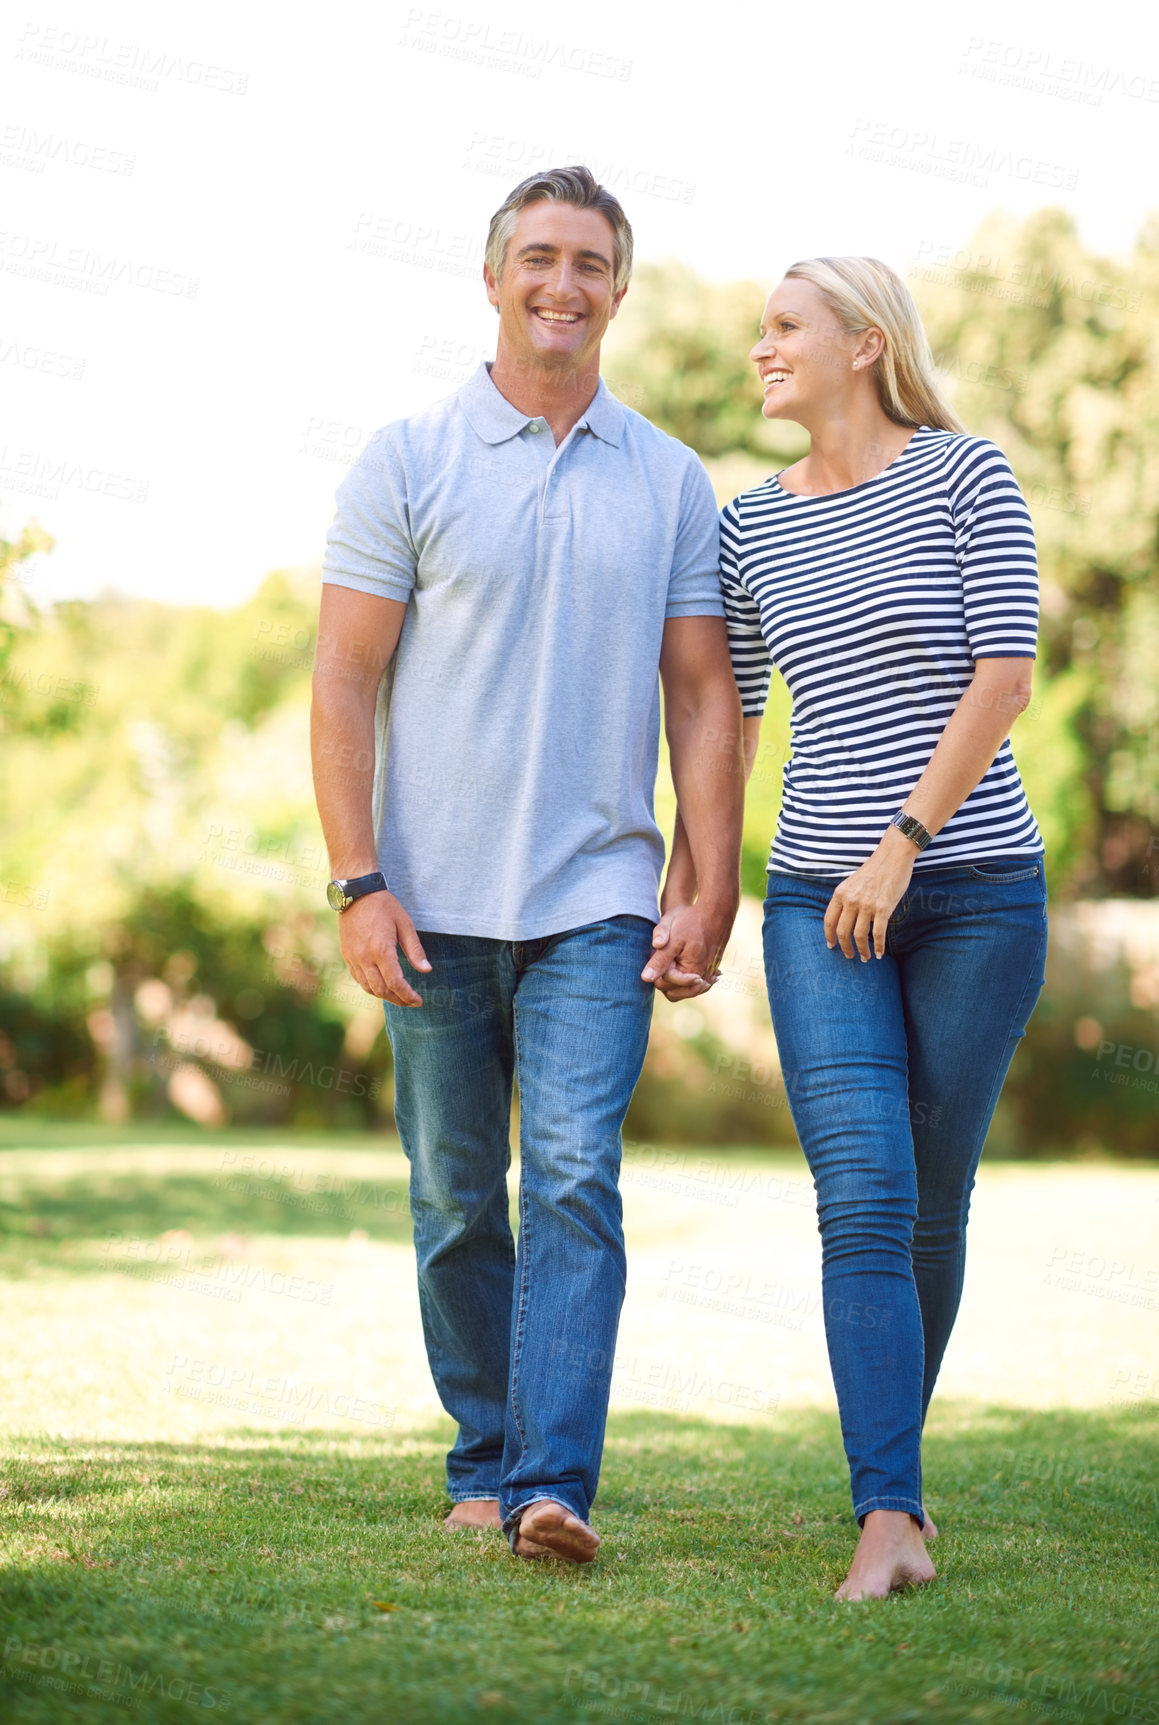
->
[3,0,1158,606]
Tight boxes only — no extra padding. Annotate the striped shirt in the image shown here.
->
[720,428,1043,879]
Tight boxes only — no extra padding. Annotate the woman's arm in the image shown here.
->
[824,656,1035,963]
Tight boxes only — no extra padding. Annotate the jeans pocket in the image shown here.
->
[965,862,1042,883]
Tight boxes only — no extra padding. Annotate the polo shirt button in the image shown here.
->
[527,422,540,433]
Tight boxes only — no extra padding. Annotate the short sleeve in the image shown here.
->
[664,456,725,619]
[321,430,416,602]
[947,440,1039,659]
[719,500,772,716]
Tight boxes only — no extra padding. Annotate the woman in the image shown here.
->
[718,258,1047,1599]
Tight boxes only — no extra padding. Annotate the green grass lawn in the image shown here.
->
[1,1127,1156,1725]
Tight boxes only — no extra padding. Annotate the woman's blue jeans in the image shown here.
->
[383,915,655,1540]
[763,859,1048,1524]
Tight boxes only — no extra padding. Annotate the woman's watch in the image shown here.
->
[327,870,389,912]
[888,812,932,852]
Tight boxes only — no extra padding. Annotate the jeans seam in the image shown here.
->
[507,1005,531,1468]
[972,907,1049,1146]
[854,1493,924,1523]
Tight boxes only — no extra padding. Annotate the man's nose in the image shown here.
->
[546,259,577,297]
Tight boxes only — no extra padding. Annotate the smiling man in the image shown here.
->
[311,167,743,1563]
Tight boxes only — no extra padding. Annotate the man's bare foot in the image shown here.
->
[444,1499,502,1530]
[512,1499,599,1564]
[921,1506,938,1543]
[835,1509,937,1601]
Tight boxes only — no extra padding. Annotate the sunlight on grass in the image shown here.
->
[1,1132,1156,1723]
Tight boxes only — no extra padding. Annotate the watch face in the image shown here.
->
[326,881,349,912]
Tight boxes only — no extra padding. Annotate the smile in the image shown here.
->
[533,309,582,325]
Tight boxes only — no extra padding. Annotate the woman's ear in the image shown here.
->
[853,326,886,368]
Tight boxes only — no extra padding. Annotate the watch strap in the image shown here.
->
[889,812,932,852]
[328,870,389,911]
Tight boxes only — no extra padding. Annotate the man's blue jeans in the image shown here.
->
[763,859,1048,1524]
[383,915,655,1538]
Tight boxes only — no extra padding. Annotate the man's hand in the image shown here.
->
[823,828,917,962]
[339,890,432,1006]
[643,902,734,1002]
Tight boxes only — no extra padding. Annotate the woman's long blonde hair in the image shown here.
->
[784,256,964,434]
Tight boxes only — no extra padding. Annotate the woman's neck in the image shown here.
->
[780,405,917,497]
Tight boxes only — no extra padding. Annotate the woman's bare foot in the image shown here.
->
[444,1499,502,1530]
[835,1509,937,1601]
[921,1506,938,1542]
[512,1500,599,1564]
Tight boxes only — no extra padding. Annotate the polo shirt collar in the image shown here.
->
[459,362,625,448]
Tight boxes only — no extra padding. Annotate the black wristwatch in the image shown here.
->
[888,812,932,852]
[327,871,389,913]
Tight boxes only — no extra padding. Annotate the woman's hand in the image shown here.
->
[823,827,919,961]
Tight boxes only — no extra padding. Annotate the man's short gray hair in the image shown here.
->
[485,165,634,294]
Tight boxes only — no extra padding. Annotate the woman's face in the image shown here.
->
[749,278,862,422]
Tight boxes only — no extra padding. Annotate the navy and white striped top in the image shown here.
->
[720,428,1043,878]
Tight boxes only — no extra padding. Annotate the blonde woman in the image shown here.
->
[670,257,1047,1598]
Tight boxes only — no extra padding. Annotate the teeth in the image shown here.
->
[537,310,580,323]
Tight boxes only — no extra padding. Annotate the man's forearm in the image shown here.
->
[665,692,744,913]
[310,678,380,877]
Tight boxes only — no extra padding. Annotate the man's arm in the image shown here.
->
[311,585,431,1006]
[644,615,744,1001]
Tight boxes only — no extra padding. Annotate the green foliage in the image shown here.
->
[2,209,1157,1146]
[913,208,1159,895]
[605,262,808,463]
[610,215,1159,898]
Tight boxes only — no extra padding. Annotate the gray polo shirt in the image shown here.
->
[321,362,723,940]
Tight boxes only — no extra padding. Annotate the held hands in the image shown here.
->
[643,902,734,1002]
[339,890,431,1007]
[823,827,919,961]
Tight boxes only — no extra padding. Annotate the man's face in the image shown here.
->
[484,199,627,381]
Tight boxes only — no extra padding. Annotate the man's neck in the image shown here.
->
[488,351,602,446]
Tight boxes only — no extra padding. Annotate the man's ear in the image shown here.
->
[483,262,501,311]
[608,281,629,322]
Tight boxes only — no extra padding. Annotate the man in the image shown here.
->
[311,166,743,1564]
